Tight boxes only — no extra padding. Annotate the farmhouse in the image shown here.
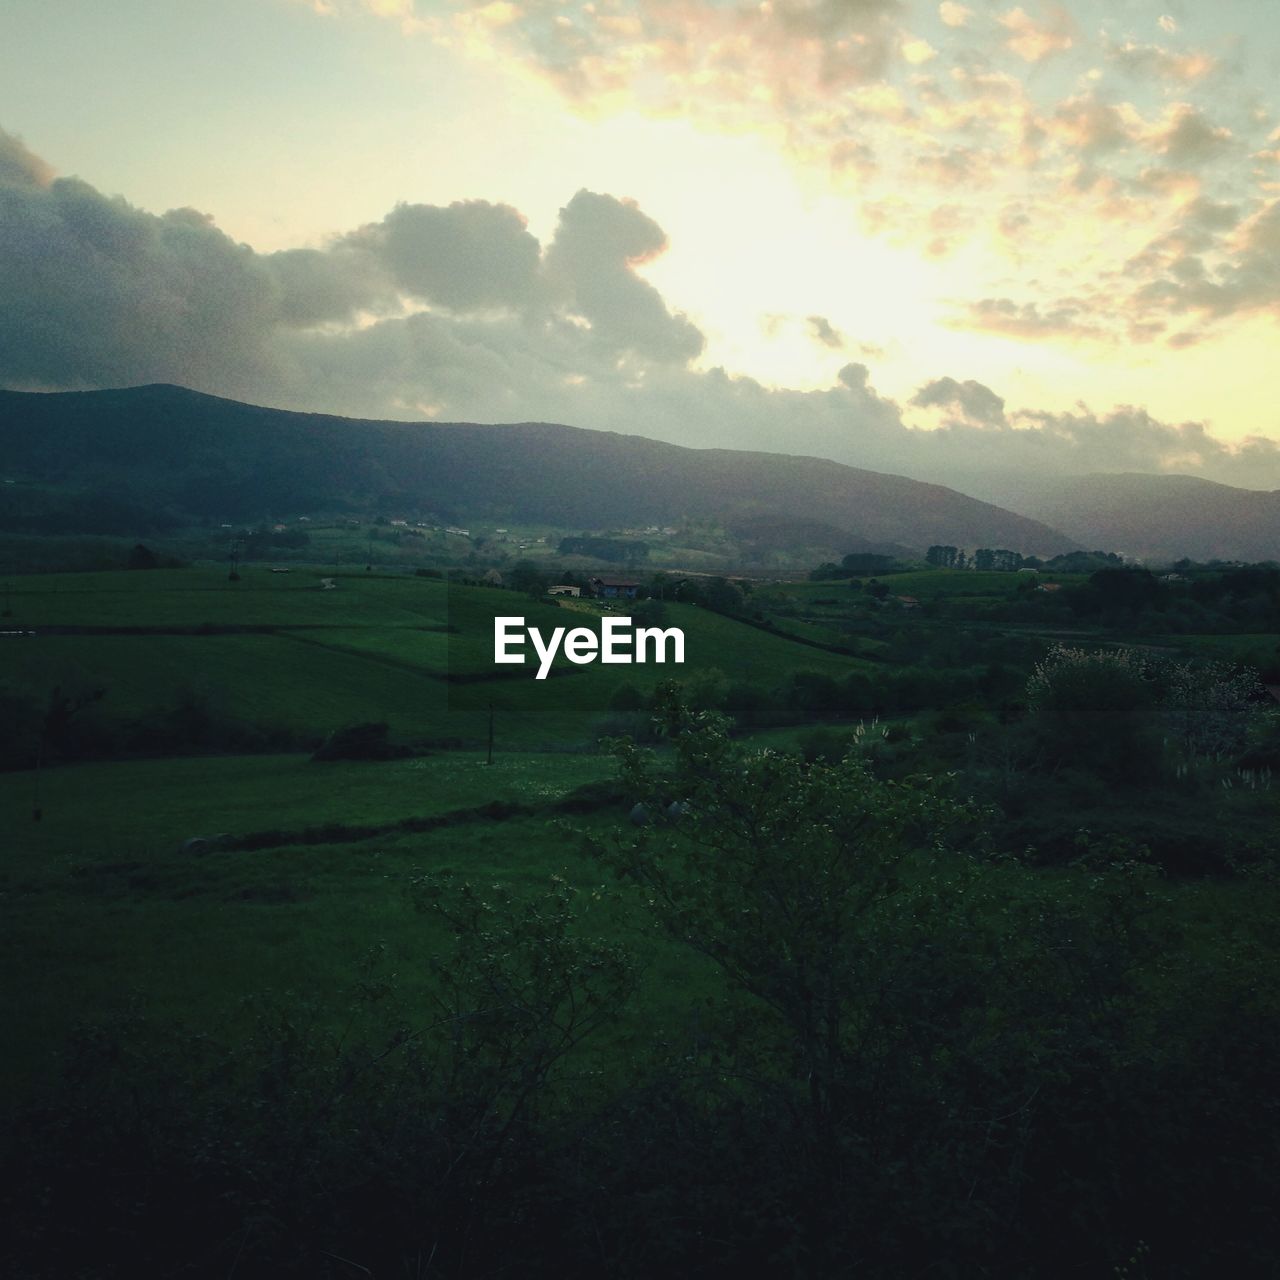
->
[548,584,581,597]
[589,575,640,600]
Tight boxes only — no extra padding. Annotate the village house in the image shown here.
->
[589,575,641,600]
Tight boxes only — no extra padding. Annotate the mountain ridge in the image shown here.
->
[976,470,1280,562]
[0,383,1079,557]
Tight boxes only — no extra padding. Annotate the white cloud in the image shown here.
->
[998,5,1073,62]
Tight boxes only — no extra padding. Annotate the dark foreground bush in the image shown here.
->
[311,721,412,761]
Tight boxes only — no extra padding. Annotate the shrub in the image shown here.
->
[311,721,411,762]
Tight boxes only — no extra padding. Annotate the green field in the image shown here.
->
[0,748,693,1099]
[2,566,875,749]
[2,565,883,1098]
[4,559,1280,1275]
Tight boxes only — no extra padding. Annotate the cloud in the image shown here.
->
[951,297,1103,342]
[542,190,704,363]
[998,6,1073,63]
[1155,105,1233,166]
[0,129,53,188]
[5,127,1280,494]
[1141,199,1280,319]
[0,130,699,399]
[284,0,1275,339]
[345,199,543,311]
[911,375,1006,426]
[806,315,846,349]
[1105,37,1216,84]
[1048,95,1136,156]
[0,161,284,392]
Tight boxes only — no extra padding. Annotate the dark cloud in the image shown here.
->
[344,200,543,311]
[0,129,53,188]
[1158,106,1232,165]
[269,245,387,326]
[543,190,704,363]
[911,376,1006,426]
[0,173,281,393]
[0,138,701,400]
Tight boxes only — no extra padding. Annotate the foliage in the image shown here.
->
[973,546,1023,571]
[408,869,636,1113]
[840,552,901,575]
[1028,644,1266,780]
[1163,657,1266,759]
[557,535,649,563]
[602,688,990,1131]
[311,721,411,762]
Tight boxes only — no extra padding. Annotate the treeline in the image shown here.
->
[926,544,1125,572]
[557,535,650,562]
[0,682,307,771]
[1055,565,1280,647]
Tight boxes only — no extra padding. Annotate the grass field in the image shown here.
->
[1163,633,1280,662]
[3,565,884,1100]
[3,566,875,748]
[0,747,668,1100]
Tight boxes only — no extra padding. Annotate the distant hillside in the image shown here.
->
[991,473,1280,563]
[0,384,1076,556]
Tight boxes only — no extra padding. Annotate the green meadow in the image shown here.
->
[1,566,874,749]
[4,560,1280,1276]
[1,565,879,1101]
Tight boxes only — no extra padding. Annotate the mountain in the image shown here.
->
[0,384,1076,556]
[981,473,1280,563]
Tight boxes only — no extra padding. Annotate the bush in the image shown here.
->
[311,721,411,761]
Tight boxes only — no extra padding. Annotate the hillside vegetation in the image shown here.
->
[0,383,1076,555]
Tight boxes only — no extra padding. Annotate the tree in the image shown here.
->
[602,689,984,1134]
[630,597,668,628]
[506,559,545,596]
[974,548,1023,572]
[1027,645,1161,782]
[128,543,159,570]
[841,553,898,575]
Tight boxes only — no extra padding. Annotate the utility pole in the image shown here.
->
[32,733,43,822]
[486,701,494,766]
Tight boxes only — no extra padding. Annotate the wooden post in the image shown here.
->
[32,733,43,822]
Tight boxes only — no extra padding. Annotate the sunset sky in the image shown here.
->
[3,0,1280,493]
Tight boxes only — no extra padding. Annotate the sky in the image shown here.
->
[3,0,1280,495]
